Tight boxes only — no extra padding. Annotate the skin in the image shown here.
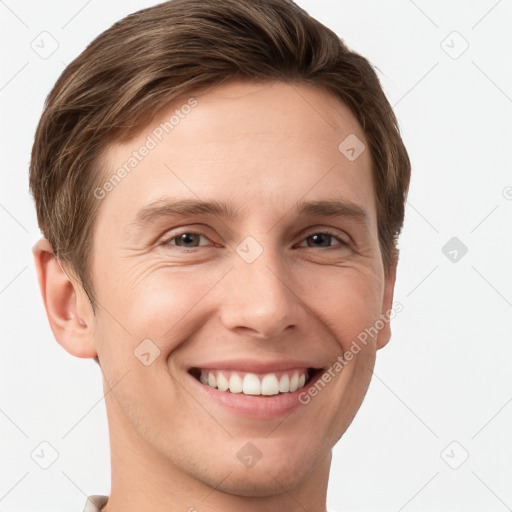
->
[33,81,396,512]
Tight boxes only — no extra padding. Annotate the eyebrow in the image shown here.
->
[293,198,369,225]
[132,197,240,227]
[131,196,369,229]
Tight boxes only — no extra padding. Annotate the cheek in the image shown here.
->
[298,265,384,352]
[95,262,228,356]
[93,249,384,363]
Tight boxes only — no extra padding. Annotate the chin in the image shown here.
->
[208,464,311,498]
[194,442,324,498]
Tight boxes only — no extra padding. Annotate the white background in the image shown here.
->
[1,1,511,511]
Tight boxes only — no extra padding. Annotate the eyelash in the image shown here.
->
[160,229,350,250]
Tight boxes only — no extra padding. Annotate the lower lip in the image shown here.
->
[188,370,322,419]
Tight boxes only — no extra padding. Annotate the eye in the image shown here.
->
[160,229,349,251]
[297,230,349,249]
[162,231,212,249]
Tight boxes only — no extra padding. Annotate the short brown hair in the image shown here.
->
[29,0,410,311]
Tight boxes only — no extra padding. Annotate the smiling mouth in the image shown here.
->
[189,368,322,396]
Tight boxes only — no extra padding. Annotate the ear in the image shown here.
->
[376,255,398,350]
[32,238,97,359]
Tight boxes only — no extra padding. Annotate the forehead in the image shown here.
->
[97,80,376,229]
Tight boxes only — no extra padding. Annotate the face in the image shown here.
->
[87,81,395,495]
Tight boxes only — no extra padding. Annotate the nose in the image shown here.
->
[219,244,300,340]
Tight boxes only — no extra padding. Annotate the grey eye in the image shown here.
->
[172,233,202,248]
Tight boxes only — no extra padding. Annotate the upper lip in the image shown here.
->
[187,359,324,374]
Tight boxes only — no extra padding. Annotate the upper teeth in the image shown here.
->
[199,370,308,395]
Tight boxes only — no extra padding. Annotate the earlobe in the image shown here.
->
[376,256,398,350]
[32,238,97,359]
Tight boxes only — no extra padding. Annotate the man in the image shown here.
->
[30,1,410,511]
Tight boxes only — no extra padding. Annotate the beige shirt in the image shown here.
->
[83,495,109,512]
[82,494,340,511]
